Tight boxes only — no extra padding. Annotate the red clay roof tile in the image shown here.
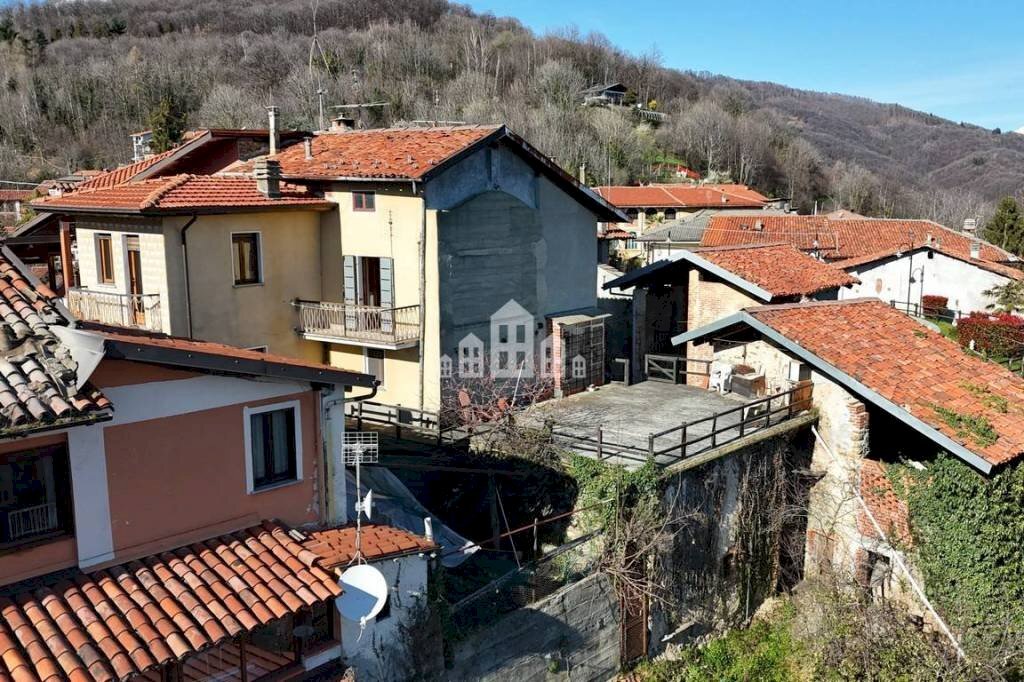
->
[0,522,341,682]
[702,214,1016,267]
[695,243,858,298]
[301,524,437,569]
[32,175,330,214]
[594,184,769,209]
[747,299,1024,467]
[269,125,499,180]
[858,460,912,547]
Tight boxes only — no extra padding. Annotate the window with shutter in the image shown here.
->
[232,233,262,285]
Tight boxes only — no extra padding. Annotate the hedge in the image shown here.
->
[957,312,1024,358]
[921,295,948,317]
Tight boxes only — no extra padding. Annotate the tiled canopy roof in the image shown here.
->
[593,184,769,209]
[0,522,340,682]
[0,190,33,202]
[747,299,1024,467]
[696,244,858,298]
[33,175,331,214]
[269,125,500,180]
[0,251,110,435]
[701,215,1015,265]
[302,524,437,568]
[858,460,911,547]
[76,149,179,191]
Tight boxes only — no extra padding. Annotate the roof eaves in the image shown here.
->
[103,338,377,389]
[673,309,995,474]
[606,249,774,301]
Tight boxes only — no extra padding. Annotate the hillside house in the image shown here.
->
[700,214,1021,313]
[605,243,857,383]
[637,208,789,263]
[35,124,624,414]
[0,246,445,680]
[672,298,1024,600]
[0,189,32,225]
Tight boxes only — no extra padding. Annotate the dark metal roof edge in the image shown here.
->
[104,339,376,388]
[605,250,774,301]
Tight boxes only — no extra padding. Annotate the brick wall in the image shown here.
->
[686,270,760,387]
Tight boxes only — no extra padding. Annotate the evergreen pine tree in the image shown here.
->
[982,196,1024,255]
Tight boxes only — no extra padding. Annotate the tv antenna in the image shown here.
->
[343,431,379,564]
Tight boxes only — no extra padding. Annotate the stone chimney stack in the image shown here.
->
[578,162,586,184]
[254,159,282,198]
[970,240,981,260]
[267,106,280,156]
[304,137,313,160]
[962,217,977,233]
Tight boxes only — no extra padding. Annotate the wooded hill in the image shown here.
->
[1,0,1021,225]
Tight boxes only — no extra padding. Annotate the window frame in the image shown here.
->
[231,231,264,286]
[243,400,303,494]
[96,233,115,285]
[352,191,376,212]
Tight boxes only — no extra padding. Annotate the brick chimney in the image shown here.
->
[267,106,280,156]
[254,159,282,198]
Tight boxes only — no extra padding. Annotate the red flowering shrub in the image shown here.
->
[957,312,1024,358]
[921,295,948,317]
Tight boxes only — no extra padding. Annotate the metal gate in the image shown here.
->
[560,318,605,395]
[619,585,649,664]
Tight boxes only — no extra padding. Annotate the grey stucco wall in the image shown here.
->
[448,573,620,682]
[430,143,599,360]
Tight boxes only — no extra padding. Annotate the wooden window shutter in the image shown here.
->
[379,257,394,333]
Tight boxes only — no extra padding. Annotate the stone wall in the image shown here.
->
[686,270,760,387]
[448,573,620,682]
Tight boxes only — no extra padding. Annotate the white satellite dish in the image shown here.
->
[337,564,389,624]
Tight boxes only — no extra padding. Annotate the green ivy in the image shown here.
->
[566,454,661,532]
[890,455,1024,663]
[929,404,999,447]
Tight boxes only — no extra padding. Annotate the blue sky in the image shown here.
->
[466,0,1024,131]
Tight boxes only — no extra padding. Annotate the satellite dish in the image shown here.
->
[337,564,389,624]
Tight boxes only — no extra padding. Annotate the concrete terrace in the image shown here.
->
[527,381,751,469]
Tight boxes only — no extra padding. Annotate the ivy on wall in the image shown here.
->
[890,454,1024,665]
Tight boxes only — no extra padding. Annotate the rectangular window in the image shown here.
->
[365,348,385,385]
[0,445,72,548]
[498,324,509,344]
[232,232,262,285]
[515,324,526,344]
[353,191,376,212]
[248,406,298,490]
[96,234,114,284]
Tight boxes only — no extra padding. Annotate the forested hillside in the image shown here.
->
[1,0,1021,225]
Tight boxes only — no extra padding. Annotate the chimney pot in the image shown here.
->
[303,137,313,160]
[331,115,356,132]
[962,217,977,233]
[970,240,981,260]
[254,159,282,198]
[267,106,280,156]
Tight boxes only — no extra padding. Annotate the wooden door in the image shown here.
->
[619,584,649,665]
[126,238,144,325]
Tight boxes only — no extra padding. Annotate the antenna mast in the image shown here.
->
[343,431,379,564]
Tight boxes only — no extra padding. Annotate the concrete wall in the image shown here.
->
[168,211,324,359]
[840,249,1008,314]
[449,573,620,682]
[338,554,437,681]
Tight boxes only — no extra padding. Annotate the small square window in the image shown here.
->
[232,233,262,285]
[353,191,376,211]
[248,406,298,491]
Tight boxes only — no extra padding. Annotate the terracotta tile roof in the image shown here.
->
[0,522,340,682]
[593,183,769,209]
[0,251,110,436]
[76,148,180,191]
[86,325,376,389]
[302,524,437,569]
[747,299,1024,467]
[269,125,500,180]
[858,460,912,547]
[0,190,33,202]
[834,244,1024,281]
[701,215,1015,266]
[32,175,331,214]
[599,227,634,240]
[695,243,858,298]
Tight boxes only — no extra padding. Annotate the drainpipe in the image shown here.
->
[415,180,427,412]
[322,382,378,525]
[180,214,199,338]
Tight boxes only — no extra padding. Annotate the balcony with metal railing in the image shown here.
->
[294,300,421,349]
[67,288,164,332]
